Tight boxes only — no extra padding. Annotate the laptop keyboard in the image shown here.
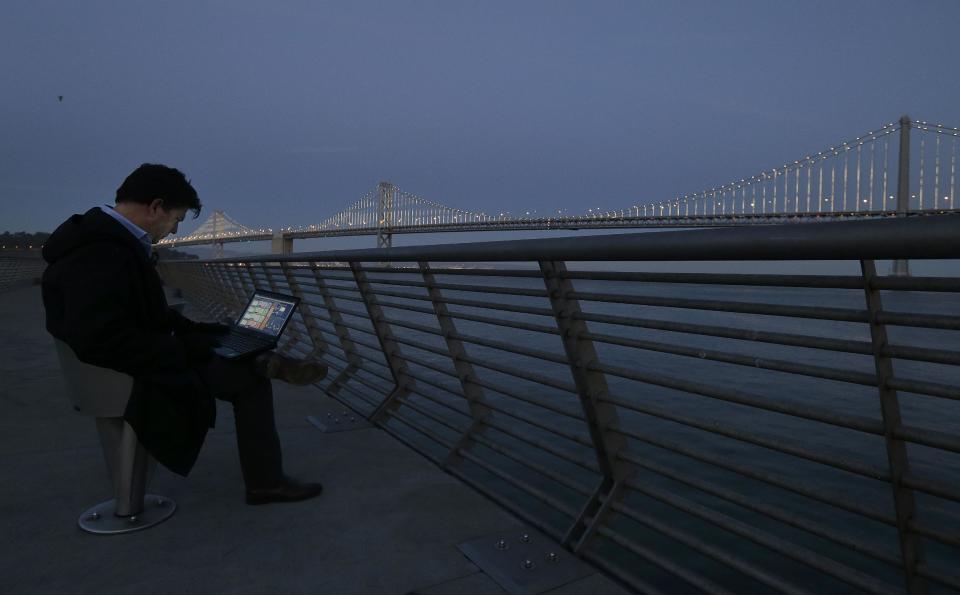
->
[217,332,272,352]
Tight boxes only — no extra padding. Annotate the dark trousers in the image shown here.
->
[198,356,283,489]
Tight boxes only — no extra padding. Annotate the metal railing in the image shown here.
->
[0,253,45,293]
[159,215,960,595]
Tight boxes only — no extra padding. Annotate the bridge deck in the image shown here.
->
[0,285,626,595]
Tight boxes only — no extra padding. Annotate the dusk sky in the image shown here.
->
[2,1,958,239]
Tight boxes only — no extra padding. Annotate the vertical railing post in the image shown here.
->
[210,263,244,316]
[861,259,925,594]
[174,262,202,310]
[262,262,305,351]
[281,262,328,359]
[893,115,912,276]
[418,261,490,469]
[168,261,200,311]
[231,262,255,298]
[204,264,234,320]
[351,262,412,421]
[262,263,281,292]
[246,262,262,291]
[222,264,249,314]
[196,263,231,320]
[310,263,362,398]
[540,260,632,552]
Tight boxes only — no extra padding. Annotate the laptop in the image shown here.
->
[212,290,300,359]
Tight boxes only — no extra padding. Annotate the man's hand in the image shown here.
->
[180,332,220,363]
[193,321,231,335]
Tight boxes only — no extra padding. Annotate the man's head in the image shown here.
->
[114,164,202,242]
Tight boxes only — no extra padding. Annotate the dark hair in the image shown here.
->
[116,163,202,218]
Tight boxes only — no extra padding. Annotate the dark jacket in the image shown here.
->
[42,207,215,476]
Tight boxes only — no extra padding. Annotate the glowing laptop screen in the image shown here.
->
[237,293,297,336]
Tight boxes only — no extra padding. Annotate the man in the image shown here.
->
[42,163,326,505]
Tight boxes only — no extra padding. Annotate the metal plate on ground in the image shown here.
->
[458,528,593,595]
[306,398,370,433]
[77,494,176,535]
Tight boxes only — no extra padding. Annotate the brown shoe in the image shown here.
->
[256,352,328,385]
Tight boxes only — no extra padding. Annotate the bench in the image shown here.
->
[53,339,177,534]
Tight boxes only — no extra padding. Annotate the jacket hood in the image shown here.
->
[42,207,146,264]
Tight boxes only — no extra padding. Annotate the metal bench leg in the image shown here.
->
[77,419,177,535]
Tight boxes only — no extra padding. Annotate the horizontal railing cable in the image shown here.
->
[616,449,903,567]
[582,330,879,386]
[331,379,380,409]
[363,275,551,298]
[577,551,669,595]
[393,395,468,435]
[885,345,960,367]
[600,392,890,481]
[894,424,960,453]
[466,374,584,421]
[594,362,885,435]
[915,563,960,592]
[479,416,600,473]
[368,296,562,336]
[910,520,960,549]
[383,316,570,366]
[595,508,810,595]
[384,332,580,394]
[365,288,557,318]
[619,479,900,595]
[479,398,593,449]
[466,431,595,497]
[381,409,451,459]
[592,522,741,595]
[575,310,881,354]
[456,448,580,518]
[401,383,470,421]
[396,354,593,446]
[876,310,960,330]
[870,276,960,291]
[629,424,896,519]
[402,368,463,399]
[561,270,867,288]
[570,291,870,323]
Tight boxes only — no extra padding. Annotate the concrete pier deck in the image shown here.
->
[0,285,628,595]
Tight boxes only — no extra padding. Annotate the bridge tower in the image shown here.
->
[271,231,293,255]
[377,182,396,249]
[892,115,911,277]
[191,210,254,259]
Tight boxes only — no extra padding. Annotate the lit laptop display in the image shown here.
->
[237,293,297,336]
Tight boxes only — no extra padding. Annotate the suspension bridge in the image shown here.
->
[157,115,959,255]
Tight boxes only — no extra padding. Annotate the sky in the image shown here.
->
[1,0,958,240]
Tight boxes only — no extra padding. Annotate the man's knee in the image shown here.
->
[205,356,272,401]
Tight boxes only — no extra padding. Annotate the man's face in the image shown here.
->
[147,201,188,242]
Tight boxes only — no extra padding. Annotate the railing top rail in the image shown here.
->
[165,214,960,264]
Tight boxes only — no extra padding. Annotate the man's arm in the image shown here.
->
[167,307,231,336]
[52,244,189,375]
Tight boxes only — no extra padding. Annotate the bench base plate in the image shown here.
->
[77,494,176,535]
